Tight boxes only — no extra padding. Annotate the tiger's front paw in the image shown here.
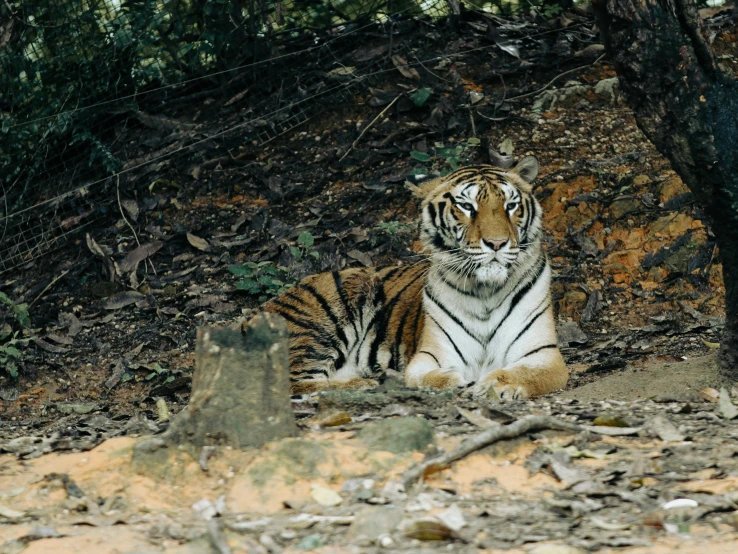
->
[420,368,467,390]
[472,370,529,401]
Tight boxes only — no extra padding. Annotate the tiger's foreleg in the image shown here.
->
[473,347,569,400]
[404,348,469,390]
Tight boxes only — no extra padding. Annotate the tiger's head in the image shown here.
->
[410,156,542,285]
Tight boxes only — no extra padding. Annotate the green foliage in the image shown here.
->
[410,137,482,175]
[229,261,292,302]
[538,3,563,18]
[0,292,30,329]
[290,231,320,261]
[0,292,31,378]
[410,88,433,107]
[371,221,414,248]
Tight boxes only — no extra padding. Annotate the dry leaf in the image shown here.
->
[33,338,69,354]
[392,55,420,80]
[187,232,210,251]
[104,291,145,310]
[120,199,139,221]
[119,241,163,274]
[347,249,372,267]
[319,411,352,428]
[698,387,720,403]
[593,416,630,427]
[702,339,720,349]
[403,519,456,541]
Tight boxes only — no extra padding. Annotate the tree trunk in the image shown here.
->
[593,0,738,378]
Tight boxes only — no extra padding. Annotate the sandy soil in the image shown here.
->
[563,352,726,403]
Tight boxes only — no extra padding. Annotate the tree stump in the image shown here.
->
[136,312,296,459]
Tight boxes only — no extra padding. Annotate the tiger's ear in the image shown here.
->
[510,156,539,184]
[405,175,444,198]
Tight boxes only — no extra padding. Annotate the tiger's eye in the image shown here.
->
[506,202,519,212]
[458,202,474,212]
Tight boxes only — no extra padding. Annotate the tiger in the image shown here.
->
[263,156,568,400]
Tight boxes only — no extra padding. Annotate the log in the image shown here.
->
[593,0,738,378]
[138,312,296,454]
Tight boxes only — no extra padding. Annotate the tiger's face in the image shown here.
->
[413,157,542,285]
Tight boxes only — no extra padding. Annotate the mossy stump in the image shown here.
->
[134,313,296,465]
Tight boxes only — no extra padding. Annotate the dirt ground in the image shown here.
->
[2,4,738,553]
[3,360,738,553]
[562,353,725,403]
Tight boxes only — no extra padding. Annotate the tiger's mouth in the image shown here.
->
[463,251,518,268]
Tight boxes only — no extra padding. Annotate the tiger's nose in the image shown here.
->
[483,238,508,251]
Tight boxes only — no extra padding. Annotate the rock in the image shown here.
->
[650,213,699,237]
[358,417,434,454]
[632,174,650,186]
[647,415,685,442]
[594,77,620,104]
[609,197,641,220]
[310,484,343,507]
[556,321,589,346]
[436,504,466,531]
[346,506,403,544]
[557,290,588,319]
[643,231,707,274]
[659,176,691,203]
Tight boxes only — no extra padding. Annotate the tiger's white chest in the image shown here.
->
[422,261,553,383]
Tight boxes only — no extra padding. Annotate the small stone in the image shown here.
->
[310,484,342,507]
[647,415,685,442]
[719,388,738,420]
[556,321,589,346]
[594,77,620,104]
[436,504,466,531]
[358,417,434,454]
[346,506,403,544]
[192,498,217,520]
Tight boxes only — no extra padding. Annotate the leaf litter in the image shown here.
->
[1,5,738,553]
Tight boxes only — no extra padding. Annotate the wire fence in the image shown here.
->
[0,0,527,274]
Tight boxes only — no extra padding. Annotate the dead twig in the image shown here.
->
[401,415,580,489]
[339,94,402,162]
[28,269,70,309]
[507,54,607,101]
[207,519,233,554]
[116,175,156,276]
